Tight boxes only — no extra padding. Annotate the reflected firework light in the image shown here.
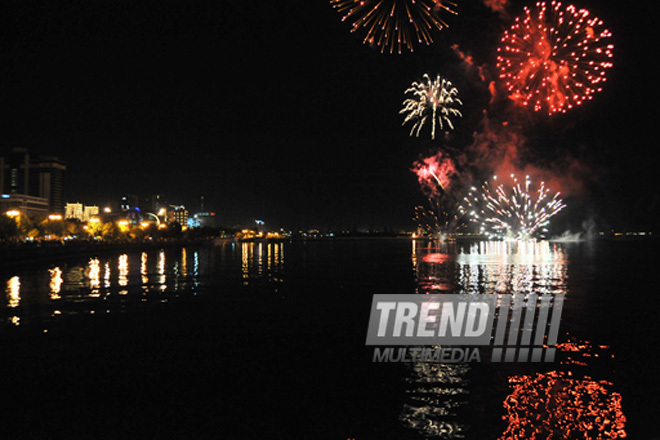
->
[401,74,463,139]
[500,370,626,439]
[496,1,614,115]
[330,0,458,54]
[459,174,566,240]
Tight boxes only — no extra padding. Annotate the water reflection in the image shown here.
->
[118,254,128,293]
[240,241,284,286]
[6,276,20,308]
[1,247,206,328]
[49,268,63,299]
[500,338,626,439]
[400,362,469,439]
[88,258,100,296]
[413,239,568,295]
[1,242,287,329]
[407,239,626,438]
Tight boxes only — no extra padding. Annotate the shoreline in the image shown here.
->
[0,238,214,268]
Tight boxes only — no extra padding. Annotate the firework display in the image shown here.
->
[411,152,456,196]
[413,205,444,236]
[401,74,463,139]
[413,204,464,237]
[496,1,614,114]
[329,0,457,54]
[458,174,566,240]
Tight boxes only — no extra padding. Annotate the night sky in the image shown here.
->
[3,1,656,232]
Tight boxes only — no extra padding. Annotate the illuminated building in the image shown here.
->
[29,155,67,214]
[0,148,66,215]
[83,205,99,221]
[194,212,218,228]
[65,203,99,222]
[65,202,84,220]
[171,205,188,226]
[0,193,49,217]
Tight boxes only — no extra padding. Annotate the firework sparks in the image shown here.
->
[412,152,456,196]
[401,74,463,139]
[414,204,464,237]
[496,1,614,114]
[459,174,566,240]
[330,0,457,54]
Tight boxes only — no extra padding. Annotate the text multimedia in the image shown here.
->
[372,346,481,363]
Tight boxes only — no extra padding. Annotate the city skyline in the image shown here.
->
[3,1,656,232]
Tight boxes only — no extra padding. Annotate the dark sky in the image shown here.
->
[2,1,656,231]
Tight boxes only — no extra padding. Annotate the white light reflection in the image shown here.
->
[88,258,101,296]
[158,250,166,291]
[455,240,567,296]
[193,250,199,288]
[6,276,20,308]
[118,254,128,294]
[49,267,63,300]
[141,252,148,290]
[104,262,111,289]
[412,239,567,296]
[6,276,20,326]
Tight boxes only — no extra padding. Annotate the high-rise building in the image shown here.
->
[1,148,30,195]
[1,148,66,216]
[30,156,67,214]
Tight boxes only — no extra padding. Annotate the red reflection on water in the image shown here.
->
[499,370,627,439]
[422,253,450,264]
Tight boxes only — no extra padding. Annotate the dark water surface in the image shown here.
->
[0,238,658,439]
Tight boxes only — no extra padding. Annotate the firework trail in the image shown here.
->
[459,174,566,240]
[496,1,614,115]
[412,152,466,236]
[401,74,463,139]
[412,152,456,196]
[330,0,457,54]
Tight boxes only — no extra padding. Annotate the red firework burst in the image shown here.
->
[412,153,456,196]
[496,1,614,115]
